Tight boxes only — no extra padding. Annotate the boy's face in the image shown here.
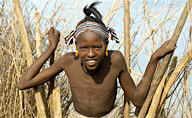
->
[76,30,107,71]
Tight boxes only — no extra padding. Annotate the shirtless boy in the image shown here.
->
[17,2,176,118]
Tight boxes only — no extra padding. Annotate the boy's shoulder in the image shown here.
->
[58,52,75,60]
[109,50,124,61]
[109,50,125,66]
[55,52,77,69]
[109,50,127,71]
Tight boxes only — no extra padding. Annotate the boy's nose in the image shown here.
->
[87,48,95,57]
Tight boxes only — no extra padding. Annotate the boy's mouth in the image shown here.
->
[86,60,97,66]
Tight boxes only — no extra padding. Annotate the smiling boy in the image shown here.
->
[17,2,176,118]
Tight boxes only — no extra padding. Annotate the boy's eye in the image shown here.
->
[80,47,87,50]
[94,46,102,49]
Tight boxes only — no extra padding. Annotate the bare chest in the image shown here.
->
[65,62,119,96]
[69,69,118,92]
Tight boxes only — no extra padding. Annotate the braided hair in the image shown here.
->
[76,1,106,29]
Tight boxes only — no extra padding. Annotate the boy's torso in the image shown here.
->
[58,51,122,117]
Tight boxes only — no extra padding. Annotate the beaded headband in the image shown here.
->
[65,21,119,45]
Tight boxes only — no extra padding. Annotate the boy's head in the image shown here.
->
[65,2,119,71]
[75,1,109,46]
[75,2,109,71]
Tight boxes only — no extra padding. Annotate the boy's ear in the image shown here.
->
[75,41,78,49]
[105,40,109,48]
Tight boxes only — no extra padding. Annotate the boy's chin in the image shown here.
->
[85,66,98,71]
[82,61,102,72]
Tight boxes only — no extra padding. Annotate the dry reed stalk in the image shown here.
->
[183,72,190,118]
[169,87,183,117]
[63,98,72,117]
[185,61,192,117]
[164,73,184,117]
[131,1,184,61]
[124,0,131,118]
[187,7,192,118]
[137,0,192,117]
[104,0,119,26]
[186,77,192,117]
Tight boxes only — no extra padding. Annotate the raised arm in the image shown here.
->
[119,40,176,107]
[17,26,62,90]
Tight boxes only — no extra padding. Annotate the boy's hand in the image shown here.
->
[47,26,60,49]
[155,40,176,59]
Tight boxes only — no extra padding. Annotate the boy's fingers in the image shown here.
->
[46,30,50,34]
[55,30,60,35]
[168,46,176,51]
[50,26,54,34]
[46,26,54,35]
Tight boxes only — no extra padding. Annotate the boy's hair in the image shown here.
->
[76,1,106,28]
[64,1,119,45]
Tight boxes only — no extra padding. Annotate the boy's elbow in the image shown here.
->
[132,93,145,107]
[132,99,144,108]
[17,81,28,90]
[17,83,25,90]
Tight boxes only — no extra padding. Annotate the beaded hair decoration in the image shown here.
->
[64,21,120,45]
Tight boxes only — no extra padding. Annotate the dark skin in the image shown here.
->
[17,26,176,117]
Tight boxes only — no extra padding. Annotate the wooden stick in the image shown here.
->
[47,29,61,118]
[34,11,49,117]
[35,11,42,57]
[50,88,62,118]
[124,0,131,118]
[138,0,192,117]
[146,57,177,118]
[158,45,192,110]
[48,53,55,118]
[13,0,32,66]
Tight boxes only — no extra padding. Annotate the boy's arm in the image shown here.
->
[17,26,62,90]
[119,40,176,107]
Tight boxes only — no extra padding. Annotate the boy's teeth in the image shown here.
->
[87,60,95,63]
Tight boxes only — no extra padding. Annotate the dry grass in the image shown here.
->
[0,0,191,117]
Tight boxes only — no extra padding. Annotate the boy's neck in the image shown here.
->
[81,60,104,76]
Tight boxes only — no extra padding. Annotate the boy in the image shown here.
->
[18,2,176,118]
